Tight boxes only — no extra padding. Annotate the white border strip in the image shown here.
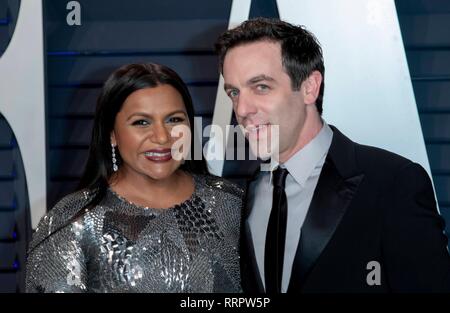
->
[0,0,47,228]
[207,0,252,176]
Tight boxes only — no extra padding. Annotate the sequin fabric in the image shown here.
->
[25,174,243,293]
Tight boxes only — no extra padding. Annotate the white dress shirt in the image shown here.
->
[248,121,333,292]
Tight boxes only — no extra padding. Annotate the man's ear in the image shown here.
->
[110,131,117,146]
[302,71,323,106]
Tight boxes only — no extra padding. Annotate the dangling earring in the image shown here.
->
[111,143,118,172]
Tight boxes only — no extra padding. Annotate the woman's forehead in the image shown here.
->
[120,85,187,115]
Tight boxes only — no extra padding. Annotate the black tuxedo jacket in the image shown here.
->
[241,126,450,293]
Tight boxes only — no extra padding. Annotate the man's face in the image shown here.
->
[223,40,307,162]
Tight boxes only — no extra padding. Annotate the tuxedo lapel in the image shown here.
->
[288,126,364,292]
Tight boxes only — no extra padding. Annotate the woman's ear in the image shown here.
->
[110,131,117,146]
[302,70,323,106]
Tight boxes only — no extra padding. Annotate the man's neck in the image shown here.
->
[278,110,323,163]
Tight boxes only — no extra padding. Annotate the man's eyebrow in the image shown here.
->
[223,75,275,91]
[247,75,275,85]
[224,83,236,91]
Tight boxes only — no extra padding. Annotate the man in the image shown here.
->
[214,17,450,293]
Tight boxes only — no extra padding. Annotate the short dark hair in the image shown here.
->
[78,63,207,204]
[215,17,325,114]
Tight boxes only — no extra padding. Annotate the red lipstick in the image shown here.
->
[143,148,172,163]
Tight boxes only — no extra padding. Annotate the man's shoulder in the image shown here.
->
[329,125,412,170]
[351,141,431,187]
[329,126,430,185]
[354,142,412,169]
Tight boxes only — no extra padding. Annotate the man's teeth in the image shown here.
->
[144,151,171,157]
[248,124,268,132]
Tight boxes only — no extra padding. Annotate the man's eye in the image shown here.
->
[256,84,270,92]
[167,117,185,124]
[132,119,149,126]
[228,89,239,98]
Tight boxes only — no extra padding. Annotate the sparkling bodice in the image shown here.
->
[26,174,243,293]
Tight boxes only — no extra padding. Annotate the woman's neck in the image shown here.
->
[109,169,194,209]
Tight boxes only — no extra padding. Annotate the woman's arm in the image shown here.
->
[25,218,88,293]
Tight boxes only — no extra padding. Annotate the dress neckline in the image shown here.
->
[106,173,200,213]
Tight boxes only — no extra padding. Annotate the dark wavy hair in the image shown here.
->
[215,17,325,115]
[30,63,209,251]
[78,63,208,206]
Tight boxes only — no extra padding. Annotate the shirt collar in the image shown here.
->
[269,121,333,188]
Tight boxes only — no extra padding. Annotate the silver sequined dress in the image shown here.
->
[25,174,243,293]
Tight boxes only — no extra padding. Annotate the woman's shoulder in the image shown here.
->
[194,173,245,199]
[29,189,97,251]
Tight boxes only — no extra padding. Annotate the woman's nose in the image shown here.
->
[151,122,170,145]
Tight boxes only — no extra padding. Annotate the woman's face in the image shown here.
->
[111,84,191,182]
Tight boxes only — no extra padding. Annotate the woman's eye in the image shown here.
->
[132,119,149,126]
[167,116,185,124]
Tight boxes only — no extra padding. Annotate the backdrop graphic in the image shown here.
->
[0,0,41,292]
[0,0,448,292]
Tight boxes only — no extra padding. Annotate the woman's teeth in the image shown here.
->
[144,151,171,157]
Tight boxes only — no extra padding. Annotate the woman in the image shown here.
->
[26,63,243,292]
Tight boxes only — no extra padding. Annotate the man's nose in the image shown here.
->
[235,92,257,119]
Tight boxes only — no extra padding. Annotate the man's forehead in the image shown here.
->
[223,42,283,82]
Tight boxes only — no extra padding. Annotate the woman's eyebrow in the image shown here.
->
[127,110,187,121]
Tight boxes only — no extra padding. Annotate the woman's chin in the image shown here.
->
[145,166,181,181]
